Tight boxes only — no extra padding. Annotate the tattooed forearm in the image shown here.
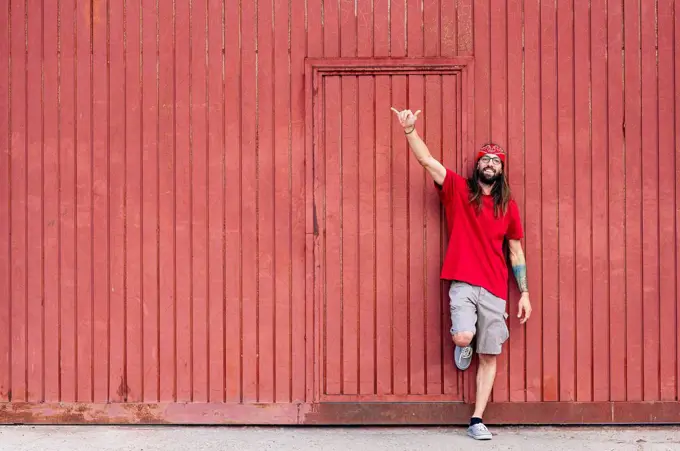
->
[512,264,529,293]
[508,239,529,293]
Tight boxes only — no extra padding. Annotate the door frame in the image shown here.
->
[303,57,476,404]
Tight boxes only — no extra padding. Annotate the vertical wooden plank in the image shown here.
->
[657,0,676,401]
[190,0,209,404]
[125,0,143,403]
[157,0,175,402]
[390,0,406,57]
[574,0,593,402]
[390,75,408,395]
[59,0,77,403]
[307,0,322,57]
[358,76,375,395]
[357,0,372,57]
[374,75,392,395]
[308,62,321,402]
[97,5,123,396]
[273,0,291,403]
[424,75,442,395]
[641,0,660,402]
[290,0,306,403]
[407,0,423,56]
[324,76,342,395]
[540,0,559,402]
[240,0,258,403]
[623,0,643,402]
[310,67,323,402]
[173,0,191,403]
[0,0,10,403]
[141,0,159,402]
[607,0,626,402]
[206,0,224,404]
[373,0,388,57]
[42,0,60,402]
[93,0,112,403]
[557,0,576,403]
[10,0,27,403]
[75,0,93,402]
[340,75,359,395]
[523,0,543,402]
[454,71,463,394]
[459,71,476,403]
[676,0,680,402]
[474,0,490,144]
[440,75,457,397]
[26,0,44,403]
[591,0,610,402]
[340,0,357,57]
[506,0,526,403]
[223,0,241,404]
[407,75,425,395]
[456,0,472,55]
[324,0,340,57]
[458,74,468,396]
[424,0,439,56]
[256,0,275,404]
[440,0,456,57]
[489,0,508,403]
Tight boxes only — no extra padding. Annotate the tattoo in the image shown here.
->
[512,264,528,293]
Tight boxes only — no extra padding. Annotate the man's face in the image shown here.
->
[476,154,503,184]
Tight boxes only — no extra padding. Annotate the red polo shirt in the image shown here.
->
[436,168,523,300]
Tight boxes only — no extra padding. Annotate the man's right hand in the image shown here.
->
[390,107,421,130]
[389,107,446,185]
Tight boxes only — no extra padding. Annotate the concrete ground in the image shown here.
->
[0,425,679,450]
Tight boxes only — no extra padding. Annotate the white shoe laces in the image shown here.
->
[472,423,490,433]
[459,346,473,359]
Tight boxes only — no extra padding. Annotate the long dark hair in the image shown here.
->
[467,166,512,217]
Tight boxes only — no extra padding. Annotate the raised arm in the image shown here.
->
[508,238,532,324]
[391,108,447,185]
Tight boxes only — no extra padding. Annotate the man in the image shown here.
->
[391,107,532,440]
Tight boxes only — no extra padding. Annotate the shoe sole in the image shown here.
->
[467,431,492,440]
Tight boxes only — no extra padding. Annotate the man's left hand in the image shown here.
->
[517,292,532,324]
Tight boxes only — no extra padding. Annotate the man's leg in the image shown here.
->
[472,354,496,419]
[466,288,508,440]
[464,353,496,440]
[449,282,478,371]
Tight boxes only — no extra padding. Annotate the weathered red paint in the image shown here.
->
[1,401,680,425]
[0,0,679,425]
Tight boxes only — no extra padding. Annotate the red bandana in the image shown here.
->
[476,143,506,164]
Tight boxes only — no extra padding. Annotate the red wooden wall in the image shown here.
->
[1,0,679,424]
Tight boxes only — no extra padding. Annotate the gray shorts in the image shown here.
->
[449,281,509,355]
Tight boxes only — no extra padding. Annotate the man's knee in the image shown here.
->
[478,353,497,367]
[452,331,474,347]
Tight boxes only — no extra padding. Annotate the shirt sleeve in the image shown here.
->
[506,200,524,240]
[434,168,460,203]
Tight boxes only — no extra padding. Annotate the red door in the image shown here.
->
[308,59,475,405]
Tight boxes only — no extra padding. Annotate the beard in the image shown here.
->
[477,166,501,185]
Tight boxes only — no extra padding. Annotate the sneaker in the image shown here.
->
[467,422,492,440]
[454,345,473,371]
